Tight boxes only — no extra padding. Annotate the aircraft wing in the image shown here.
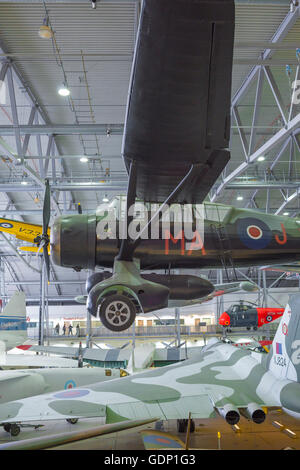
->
[262,263,300,274]
[122,0,234,203]
[0,341,280,425]
[0,418,157,450]
[176,281,258,307]
[23,345,132,364]
[0,218,44,244]
[0,371,32,383]
[140,430,186,450]
[1,353,80,368]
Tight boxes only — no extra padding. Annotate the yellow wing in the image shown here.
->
[0,218,48,244]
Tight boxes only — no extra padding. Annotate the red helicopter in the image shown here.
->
[219,301,284,332]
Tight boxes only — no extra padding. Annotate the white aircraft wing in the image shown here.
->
[1,354,80,368]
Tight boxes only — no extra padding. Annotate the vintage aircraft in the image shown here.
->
[0,366,127,436]
[3,0,300,333]
[219,301,284,331]
[0,292,88,368]
[0,292,28,351]
[1,293,300,436]
[47,0,300,332]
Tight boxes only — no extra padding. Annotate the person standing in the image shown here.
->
[68,324,73,336]
[55,323,60,335]
[62,323,66,336]
[76,323,80,337]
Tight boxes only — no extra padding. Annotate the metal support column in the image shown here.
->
[175,307,181,348]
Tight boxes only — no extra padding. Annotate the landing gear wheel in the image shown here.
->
[246,326,251,331]
[66,418,78,424]
[253,326,257,331]
[99,294,136,332]
[3,423,11,433]
[190,419,195,433]
[10,424,20,437]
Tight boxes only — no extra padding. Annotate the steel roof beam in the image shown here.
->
[0,183,127,192]
[212,112,300,201]
[225,182,300,189]
[232,5,300,108]
[0,124,124,136]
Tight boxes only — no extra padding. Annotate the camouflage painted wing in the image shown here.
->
[0,342,280,426]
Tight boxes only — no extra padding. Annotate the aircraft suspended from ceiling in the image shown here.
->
[2,0,300,332]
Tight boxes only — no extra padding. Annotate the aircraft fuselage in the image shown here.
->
[51,203,300,271]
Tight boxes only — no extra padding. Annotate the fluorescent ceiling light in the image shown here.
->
[39,25,53,39]
[257,156,265,162]
[80,157,88,163]
[102,195,109,202]
[21,181,28,185]
[283,212,290,216]
[236,195,243,201]
[58,86,70,97]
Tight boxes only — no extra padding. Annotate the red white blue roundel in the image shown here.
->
[0,222,13,229]
[64,379,76,390]
[53,389,90,399]
[237,217,272,249]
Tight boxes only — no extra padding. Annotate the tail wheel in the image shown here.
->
[3,423,11,433]
[266,315,273,322]
[66,418,78,424]
[99,294,136,332]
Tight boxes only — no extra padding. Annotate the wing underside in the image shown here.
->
[122,0,235,203]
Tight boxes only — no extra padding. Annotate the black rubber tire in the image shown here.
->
[99,294,136,332]
[253,326,258,331]
[3,423,11,433]
[177,419,189,433]
[10,424,20,437]
[177,419,185,433]
[66,418,78,424]
[246,326,251,330]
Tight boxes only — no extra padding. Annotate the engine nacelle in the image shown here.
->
[244,403,266,424]
[217,404,240,425]
[51,214,97,270]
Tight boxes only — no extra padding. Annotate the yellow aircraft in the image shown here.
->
[0,218,48,253]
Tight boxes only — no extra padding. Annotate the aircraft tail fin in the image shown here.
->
[266,294,300,382]
[2,292,26,319]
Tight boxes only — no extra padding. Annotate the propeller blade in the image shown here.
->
[43,244,50,281]
[43,179,51,235]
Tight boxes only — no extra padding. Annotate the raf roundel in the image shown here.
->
[53,389,90,399]
[0,222,13,229]
[237,217,272,249]
[64,379,76,390]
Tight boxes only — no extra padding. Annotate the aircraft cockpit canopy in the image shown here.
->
[227,303,254,315]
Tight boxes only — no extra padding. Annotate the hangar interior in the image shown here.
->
[0,0,300,451]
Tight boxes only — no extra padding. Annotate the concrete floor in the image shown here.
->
[0,409,299,450]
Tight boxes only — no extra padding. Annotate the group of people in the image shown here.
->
[54,323,80,337]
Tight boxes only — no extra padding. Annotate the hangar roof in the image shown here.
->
[0,0,298,304]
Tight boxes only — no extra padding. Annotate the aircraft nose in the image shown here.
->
[219,312,230,326]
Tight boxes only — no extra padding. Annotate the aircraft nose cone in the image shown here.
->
[219,312,230,326]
